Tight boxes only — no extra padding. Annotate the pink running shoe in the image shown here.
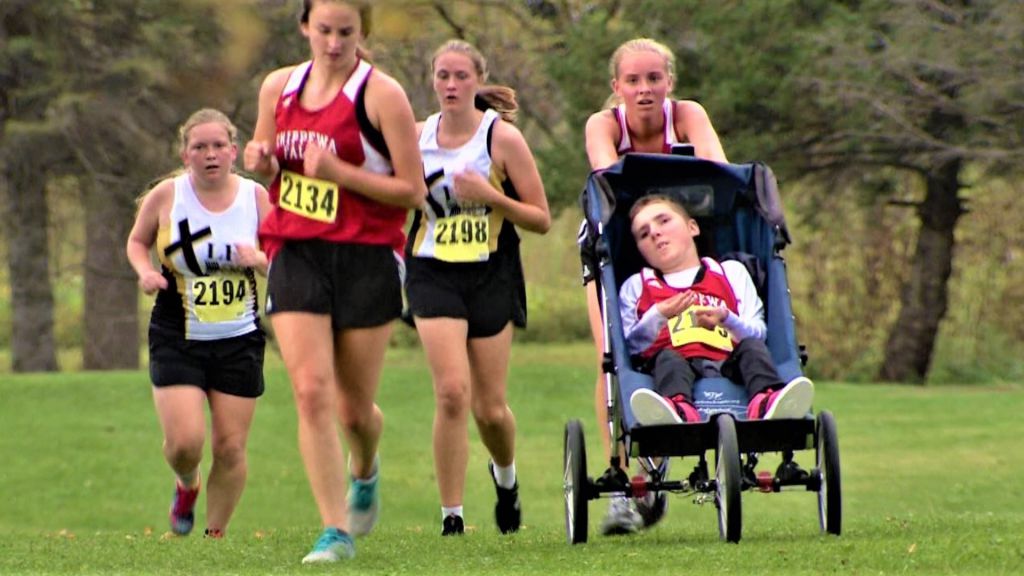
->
[747,377,815,420]
[169,481,200,535]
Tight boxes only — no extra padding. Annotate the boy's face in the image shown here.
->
[630,200,700,273]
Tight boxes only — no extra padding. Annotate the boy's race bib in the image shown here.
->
[669,305,734,351]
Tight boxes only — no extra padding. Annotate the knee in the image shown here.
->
[337,405,366,432]
[472,401,508,429]
[211,438,247,470]
[164,434,204,466]
[735,337,767,353]
[434,379,470,420]
[291,374,335,422]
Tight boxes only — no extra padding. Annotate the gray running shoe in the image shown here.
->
[599,496,643,536]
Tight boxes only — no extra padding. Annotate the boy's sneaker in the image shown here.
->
[631,389,683,425]
[748,377,815,420]
[668,394,702,422]
[203,528,224,539]
[441,514,465,536]
[488,461,521,534]
[347,455,380,537]
[301,527,355,564]
[599,496,642,535]
[169,481,200,536]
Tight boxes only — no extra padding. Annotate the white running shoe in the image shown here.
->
[763,377,815,419]
[630,389,683,426]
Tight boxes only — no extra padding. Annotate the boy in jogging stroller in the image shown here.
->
[564,152,842,544]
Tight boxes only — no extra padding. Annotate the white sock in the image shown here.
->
[442,505,463,520]
[492,461,517,489]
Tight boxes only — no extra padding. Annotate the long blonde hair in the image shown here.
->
[603,38,677,109]
[432,39,518,123]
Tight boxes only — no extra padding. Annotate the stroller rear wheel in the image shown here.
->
[564,419,589,544]
[816,410,842,535]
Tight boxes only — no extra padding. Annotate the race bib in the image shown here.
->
[279,170,338,223]
[669,305,734,351]
[191,272,248,323]
[433,213,489,262]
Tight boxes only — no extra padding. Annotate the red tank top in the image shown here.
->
[636,258,739,362]
[259,59,406,259]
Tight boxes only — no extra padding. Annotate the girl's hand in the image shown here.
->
[138,270,168,295]
[303,141,340,180]
[244,140,273,173]
[235,243,268,276]
[452,170,496,206]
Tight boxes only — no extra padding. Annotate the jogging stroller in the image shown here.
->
[563,153,841,544]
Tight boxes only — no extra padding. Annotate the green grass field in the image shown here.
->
[1,343,1022,575]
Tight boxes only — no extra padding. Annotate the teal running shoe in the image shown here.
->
[347,455,380,537]
[301,527,354,564]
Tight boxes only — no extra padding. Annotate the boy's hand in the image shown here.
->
[656,291,697,318]
[694,306,728,329]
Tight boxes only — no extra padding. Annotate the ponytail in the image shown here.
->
[476,85,518,124]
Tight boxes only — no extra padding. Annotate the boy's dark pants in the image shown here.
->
[647,338,785,402]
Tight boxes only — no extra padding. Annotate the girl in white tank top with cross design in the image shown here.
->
[156,173,262,340]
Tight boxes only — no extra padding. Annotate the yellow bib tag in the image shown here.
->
[433,213,490,262]
[279,170,339,223]
[191,272,248,323]
[669,305,734,351]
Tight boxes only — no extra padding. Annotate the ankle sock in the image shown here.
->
[442,505,463,521]
[492,461,517,489]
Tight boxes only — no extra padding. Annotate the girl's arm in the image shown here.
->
[126,181,172,295]
[454,121,550,234]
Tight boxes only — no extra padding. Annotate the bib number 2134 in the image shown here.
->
[280,170,338,223]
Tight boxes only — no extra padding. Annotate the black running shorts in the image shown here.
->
[265,240,402,329]
[148,323,265,398]
[405,249,526,339]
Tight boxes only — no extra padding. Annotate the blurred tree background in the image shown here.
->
[1,0,1021,383]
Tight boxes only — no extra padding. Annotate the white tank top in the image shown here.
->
[615,99,680,153]
[411,109,505,262]
[157,173,260,340]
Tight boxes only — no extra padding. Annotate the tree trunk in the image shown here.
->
[2,160,58,372]
[878,159,964,383]
[82,177,140,370]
